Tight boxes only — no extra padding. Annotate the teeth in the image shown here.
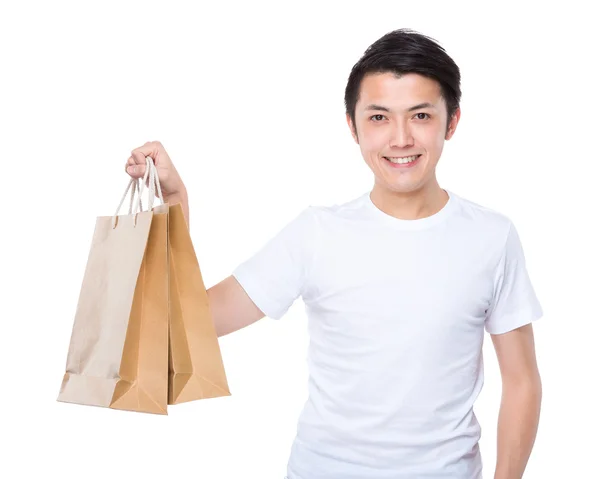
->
[386,155,420,164]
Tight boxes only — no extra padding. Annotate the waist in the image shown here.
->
[287,433,483,479]
[289,397,482,479]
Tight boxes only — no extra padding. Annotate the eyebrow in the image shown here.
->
[365,102,436,112]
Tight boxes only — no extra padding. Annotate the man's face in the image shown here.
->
[347,72,460,194]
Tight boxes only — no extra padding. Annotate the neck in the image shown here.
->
[370,182,449,220]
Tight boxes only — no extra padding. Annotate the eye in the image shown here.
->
[370,114,386,122]
[414,112,431,120]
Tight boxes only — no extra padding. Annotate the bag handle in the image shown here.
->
[112,157,164,228]
[137,156,164,211]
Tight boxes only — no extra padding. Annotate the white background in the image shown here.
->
[1,1,598,478]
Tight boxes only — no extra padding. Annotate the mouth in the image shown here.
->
[383,154,422,168]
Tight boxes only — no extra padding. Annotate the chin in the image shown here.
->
[379,174,434,191]
[385,184,423,193]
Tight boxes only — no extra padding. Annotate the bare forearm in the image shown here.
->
[494,380,542,479]
[165,189,189,228]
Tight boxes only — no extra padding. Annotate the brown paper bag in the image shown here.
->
[58,158,230,414]
[167,200,231,404]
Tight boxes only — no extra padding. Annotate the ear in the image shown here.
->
[346,113,359,144]
[445,107,461,140]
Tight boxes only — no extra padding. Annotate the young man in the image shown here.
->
[126,29,543,479]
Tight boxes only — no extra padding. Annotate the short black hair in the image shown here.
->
[344,28,462,135]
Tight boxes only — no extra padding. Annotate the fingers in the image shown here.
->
[125,141,170,191]
[126,141,162,178]
[132,141,163,166]
[125,156,146,178]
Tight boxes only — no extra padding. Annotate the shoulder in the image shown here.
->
[306,192,369,224]
[451,191,514,240]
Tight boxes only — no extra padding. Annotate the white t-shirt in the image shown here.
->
[232,189,543,479]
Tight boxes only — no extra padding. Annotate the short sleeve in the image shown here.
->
[484,221,544,335]
[232,207,317,320]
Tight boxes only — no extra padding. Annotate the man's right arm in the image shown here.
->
[207,275,266,337]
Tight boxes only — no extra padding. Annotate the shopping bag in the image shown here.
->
[57,157,230,414]
[126,158,231,405]
[167,182,231,405]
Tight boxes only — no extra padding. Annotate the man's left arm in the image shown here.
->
[491,323,542,479]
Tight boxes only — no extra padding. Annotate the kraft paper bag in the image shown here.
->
[58,157,230,414]
[167,201,231,404]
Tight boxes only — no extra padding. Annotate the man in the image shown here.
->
[125,28,543,479]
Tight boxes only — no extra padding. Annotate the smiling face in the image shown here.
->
[347,72,460,196]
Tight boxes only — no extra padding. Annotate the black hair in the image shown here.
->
[344,28,462,136]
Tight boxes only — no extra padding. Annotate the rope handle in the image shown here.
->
[112,157,164,228]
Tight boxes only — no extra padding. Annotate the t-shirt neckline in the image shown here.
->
[364,189,458,230]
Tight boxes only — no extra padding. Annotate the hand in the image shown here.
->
[125,141,186,198]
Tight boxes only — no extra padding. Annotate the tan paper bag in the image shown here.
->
[167,200,231,405]
[58,158,230,414]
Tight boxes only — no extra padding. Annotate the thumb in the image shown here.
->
[126,163,146,178]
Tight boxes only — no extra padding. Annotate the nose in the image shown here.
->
[389,121,414,148]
